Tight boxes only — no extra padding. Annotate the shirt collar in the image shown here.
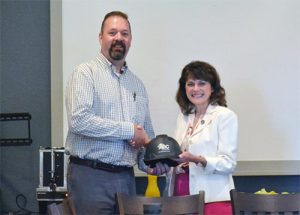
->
[97,53,128,75]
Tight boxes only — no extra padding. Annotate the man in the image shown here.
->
[65,11,168,214]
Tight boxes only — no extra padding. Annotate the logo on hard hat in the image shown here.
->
[157,143,170,153]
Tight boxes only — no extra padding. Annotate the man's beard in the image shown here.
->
[109,41,126,60]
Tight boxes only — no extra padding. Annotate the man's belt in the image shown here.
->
[69,156,133,173]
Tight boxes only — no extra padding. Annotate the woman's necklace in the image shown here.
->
[190,114,202,135]
[181,105,209,151]
[190,105,208,134]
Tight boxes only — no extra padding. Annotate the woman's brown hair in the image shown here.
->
[176,61,227,115]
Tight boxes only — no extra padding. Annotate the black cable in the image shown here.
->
[15,194,43,215]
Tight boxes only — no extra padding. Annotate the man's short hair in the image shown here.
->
[100,11,131,33]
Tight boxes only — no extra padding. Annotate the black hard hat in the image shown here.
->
[144,134,182,168]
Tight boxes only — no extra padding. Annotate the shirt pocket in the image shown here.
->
[132,95,148,125]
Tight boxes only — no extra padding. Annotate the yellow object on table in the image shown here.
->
[255,188,289,195]
[145,175,160,197]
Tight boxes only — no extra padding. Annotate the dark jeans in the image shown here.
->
[67,162,136,215]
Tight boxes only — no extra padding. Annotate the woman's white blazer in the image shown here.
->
[166,104,238,203]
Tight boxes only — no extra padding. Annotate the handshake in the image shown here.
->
[128,125,150,149]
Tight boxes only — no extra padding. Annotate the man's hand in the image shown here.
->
[147,162,170,175]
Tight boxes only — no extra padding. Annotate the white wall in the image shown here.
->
[51,0,300,165]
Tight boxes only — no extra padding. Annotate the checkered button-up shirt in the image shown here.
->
[65,53,155,169]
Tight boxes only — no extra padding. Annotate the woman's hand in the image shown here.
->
[177,151,195,163]
[173,151,207,167]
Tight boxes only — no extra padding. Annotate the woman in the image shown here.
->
[166,61,238,215]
